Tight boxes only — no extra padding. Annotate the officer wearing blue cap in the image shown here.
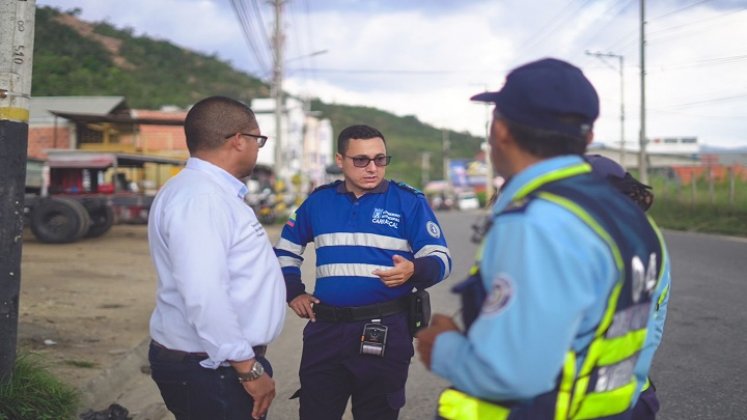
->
[415,58,672,419]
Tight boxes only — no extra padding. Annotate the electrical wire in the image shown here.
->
[229,0,271,76]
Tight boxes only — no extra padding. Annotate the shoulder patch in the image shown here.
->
[426,221,441,238]
[393,180,424,196]
[311,180,342,195]
[481,274,514,316]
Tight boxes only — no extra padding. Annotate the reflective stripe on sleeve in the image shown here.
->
[275,237,306,255]
[278,255,302,269]
[415,245,451,277]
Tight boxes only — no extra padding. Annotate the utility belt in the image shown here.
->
[151,340,267,362]
[314,289,431,337]
[313,295,411,322]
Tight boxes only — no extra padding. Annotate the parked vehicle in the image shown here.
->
[455,189,480,210]
[24,150,183,243]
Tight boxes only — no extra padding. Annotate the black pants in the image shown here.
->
[148,341,273,420]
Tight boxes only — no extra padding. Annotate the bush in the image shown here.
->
[0,355,79,420]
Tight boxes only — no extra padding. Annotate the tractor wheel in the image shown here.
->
[85,205,115,238]
[29,197,91,243]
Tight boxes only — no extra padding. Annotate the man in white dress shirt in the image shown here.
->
[147,96,286,420]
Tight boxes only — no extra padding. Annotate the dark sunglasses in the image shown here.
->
[224,132,268,148]
[345,155,391,168]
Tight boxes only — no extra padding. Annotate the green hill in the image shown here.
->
[31,6,483,186]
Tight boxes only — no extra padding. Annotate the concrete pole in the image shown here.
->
[272,0,284,183]
[0,0,36,382]
[639,0,649,183]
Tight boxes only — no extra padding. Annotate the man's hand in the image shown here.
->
[241,373,276,419]
[373,255,414,287]
[289,293,320,322]
[415,313,460,370]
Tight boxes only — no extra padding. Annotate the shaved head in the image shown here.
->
[184,96,258,153]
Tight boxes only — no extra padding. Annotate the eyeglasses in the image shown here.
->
[224,132,268,148]
[345,155,391,168]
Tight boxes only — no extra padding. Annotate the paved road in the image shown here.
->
[652,231,747,420]
[117,210,747,419]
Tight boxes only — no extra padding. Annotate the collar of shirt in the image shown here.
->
[186,157,248,200]
[335,179,390,196]
[493,155,584,214]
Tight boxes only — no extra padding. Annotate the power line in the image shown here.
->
[519,0,595,58]
[229,0,270,76]
[249,0,272,51]
[667,93,747,109]
[652,53,747,71]
[648,5,746,36]
[650,0,714,20]
[577,0,636,49]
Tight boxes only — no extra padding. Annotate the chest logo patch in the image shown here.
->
[481,274,514,316]
[426,221,441,238]
[372,208,401,228]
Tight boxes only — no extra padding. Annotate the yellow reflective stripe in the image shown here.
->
[658,284,670,308]
[438,389,510,420]
[572,380,636,419]
[470,241,486,275]
[555,351,577,420]
[642,377,651,391]
[0,107,30,122]
[570,375,590,418]
[596,329,647,365]
[514,163,592,200]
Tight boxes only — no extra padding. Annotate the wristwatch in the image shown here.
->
[237,360,265,383]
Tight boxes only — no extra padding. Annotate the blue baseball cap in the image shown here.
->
[471,58,599,138]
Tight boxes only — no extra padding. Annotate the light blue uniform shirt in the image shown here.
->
[432,156,619,401]
[148,157,286,368]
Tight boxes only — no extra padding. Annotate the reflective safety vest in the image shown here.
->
[441,163,668,420]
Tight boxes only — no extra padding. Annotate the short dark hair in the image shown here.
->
[337,124,386,154]
[184,96,257,154]
[502,116,588,158]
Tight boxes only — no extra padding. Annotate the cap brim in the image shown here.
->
[470,91,501,103]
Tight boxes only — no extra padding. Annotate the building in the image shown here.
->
[251,97,333,190]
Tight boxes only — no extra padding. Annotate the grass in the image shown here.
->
[648,175,747,237]
[0,355,79,420]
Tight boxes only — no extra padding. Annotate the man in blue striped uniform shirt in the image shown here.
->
[274,124,452,420]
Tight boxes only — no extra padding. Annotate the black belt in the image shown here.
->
[313,295,409,323]
[151,340,267,362]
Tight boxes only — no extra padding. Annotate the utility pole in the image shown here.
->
[0,0,36,382]
[420,152,431,187]
[272,0,284,183]
[586,50,626,167]
[639,0,649,183]
[442,129,450,189]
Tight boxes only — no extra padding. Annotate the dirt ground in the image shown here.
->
[18,224,163,391]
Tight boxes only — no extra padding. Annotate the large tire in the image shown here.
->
[29,197,91,243]
[85,204,114,238]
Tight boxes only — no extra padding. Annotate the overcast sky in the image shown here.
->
[37,0,747,149]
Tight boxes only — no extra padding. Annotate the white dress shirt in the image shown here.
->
[148,157,286,368]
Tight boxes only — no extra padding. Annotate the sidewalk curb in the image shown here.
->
[77,336,151,413]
